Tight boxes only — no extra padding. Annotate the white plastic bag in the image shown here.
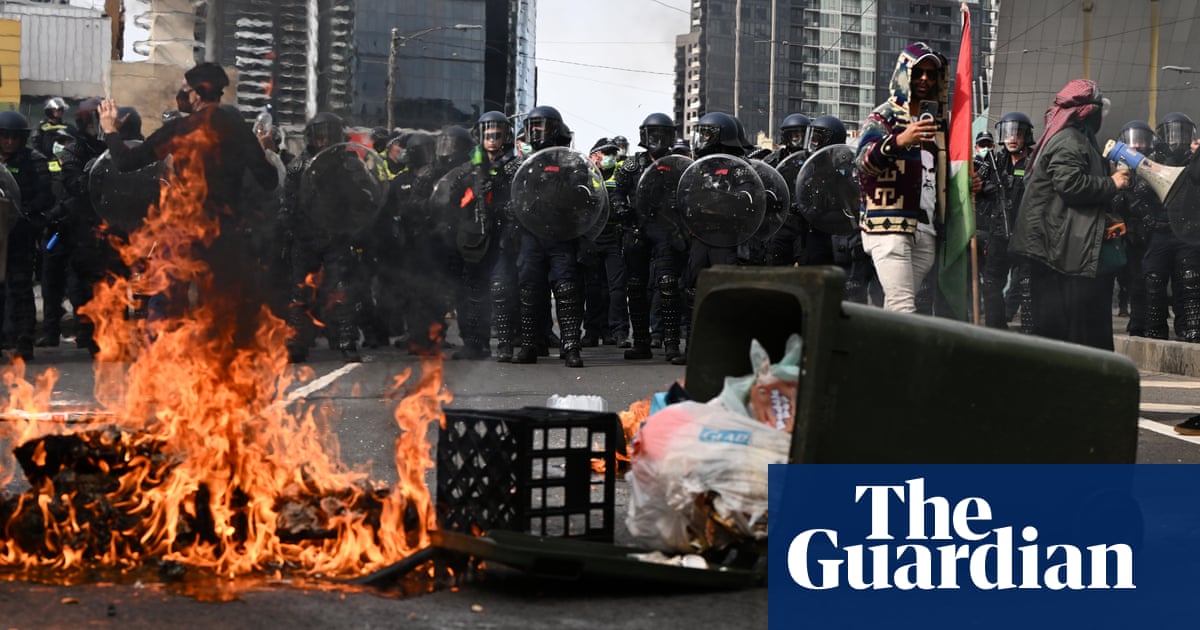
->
[626,400,790,553]
[715,334,803,431]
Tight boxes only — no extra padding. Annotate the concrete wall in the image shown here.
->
[110,61,239,136]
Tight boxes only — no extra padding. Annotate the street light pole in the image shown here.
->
[386,23,483,130]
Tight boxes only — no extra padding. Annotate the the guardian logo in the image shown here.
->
[787,478,1135,591]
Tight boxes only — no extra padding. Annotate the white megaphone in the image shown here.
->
[1103,139,1185,203]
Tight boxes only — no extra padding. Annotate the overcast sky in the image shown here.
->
[535,0,690,151]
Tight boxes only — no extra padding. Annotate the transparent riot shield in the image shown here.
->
[677,154,765,248]
[510,147,608,241]
[749,159,790,241]
[634,154,692,234]
[298,142,388,237]
[774,151,807,199]
[794,144,860,236]
[88,141,166,234]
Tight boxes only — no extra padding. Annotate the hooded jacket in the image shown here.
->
[855,42,949,235]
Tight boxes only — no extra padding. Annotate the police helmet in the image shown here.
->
[74,99,102,139]
[1119,120,1156,155]
[779,113,811,150]
[370,127,391,153]
[405,132,437,169]
[476,110,512,147]
[639,112,676,155]
[524,105,569,151]
[304,112,344,150]
[612,135,629,156]
[731,115,755,151]
[996,112,1034,149]
[1156,112,1196,154]
[117,106,143,141]
[691,112,741,156]
[436,125,474,167]
[44,97,68,118]
[0,110,31,143]
[806,115,847,152]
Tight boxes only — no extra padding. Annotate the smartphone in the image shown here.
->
[918,100,939,122]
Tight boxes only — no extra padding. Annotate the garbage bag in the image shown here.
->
[626,400,790,554]
[715,333,802,432]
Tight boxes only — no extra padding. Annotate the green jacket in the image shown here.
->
[1010,124,1117,277]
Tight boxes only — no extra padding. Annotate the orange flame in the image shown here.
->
[0,116,446,578]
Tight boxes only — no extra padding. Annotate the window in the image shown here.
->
[840,86,859,102]
[842,50,860,66]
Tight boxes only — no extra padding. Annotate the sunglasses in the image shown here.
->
[912,68,938,80]
[482,132,505,141]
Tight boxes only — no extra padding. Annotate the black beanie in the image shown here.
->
[184,62,230,101]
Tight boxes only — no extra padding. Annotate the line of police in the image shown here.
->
[5,94,1196,367]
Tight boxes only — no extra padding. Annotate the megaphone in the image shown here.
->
[1104,139,1200,243]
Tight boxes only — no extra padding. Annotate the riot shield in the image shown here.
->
[634,154,692,234]
[794,144,860,236]
[677,154,765,248]
[749,159,790,241]
[88,142,166,234]
[298,142,388,237]
[510,147,607,241]
[0,166,18,281]
[774,151,807,198]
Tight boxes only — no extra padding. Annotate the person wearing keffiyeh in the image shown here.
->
[1009,79,1132,350]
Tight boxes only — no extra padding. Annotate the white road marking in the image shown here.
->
[1141,379,1200,389]
[1139,418,1200,445]
[284,362,362,403]
[1140,402,1200,414]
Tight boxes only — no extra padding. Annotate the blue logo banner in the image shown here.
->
[768,465,1200,628]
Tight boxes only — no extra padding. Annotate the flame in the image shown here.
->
[1,116,446,579]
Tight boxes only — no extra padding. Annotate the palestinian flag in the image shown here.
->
[939,2,977,321]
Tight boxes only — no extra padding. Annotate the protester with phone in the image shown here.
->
[854,42,949,313]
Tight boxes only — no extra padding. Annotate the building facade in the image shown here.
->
[675,0,997,141]
[198,0,533,130]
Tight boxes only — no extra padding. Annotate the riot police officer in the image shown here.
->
[39,99,111,354]
[31,97,74,160]
[450,111,523,361]
[283,112,367,362]
[0,111,54,360]
[610,113,685,362]
[511,105,587,367]
[390,132,448,353]
[1111,120,1157,337]
[1142,113,1200,340]
[975,112,1034,329]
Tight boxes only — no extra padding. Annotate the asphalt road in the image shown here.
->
[3,327,1200,629]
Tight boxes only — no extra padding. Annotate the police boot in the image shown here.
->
[513,285,540,364]
[625,275,653,360]
[554,281,585,368]
[492,279,517,363]
[660,274,685,364]
[1179,266,1200,343]
[1144,272,1171,339]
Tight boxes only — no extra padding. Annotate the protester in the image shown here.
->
[1009,79,1131,350]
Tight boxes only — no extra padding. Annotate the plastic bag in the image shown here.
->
[715,334,802,432]
[626,400,790,553]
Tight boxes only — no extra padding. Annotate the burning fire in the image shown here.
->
[0,120,448,579]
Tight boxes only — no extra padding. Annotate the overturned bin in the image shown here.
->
[685,265,1140,464]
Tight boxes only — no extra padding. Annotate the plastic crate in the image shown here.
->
[437,407,623,542]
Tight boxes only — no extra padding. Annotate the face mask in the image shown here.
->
[52,142,66,159]
[976,148,990,158]
[600,155,616,169]
[519,142,533,156]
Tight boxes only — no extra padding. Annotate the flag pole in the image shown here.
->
[963,2,981,326]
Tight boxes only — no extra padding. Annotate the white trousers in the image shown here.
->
[862,230,937,313]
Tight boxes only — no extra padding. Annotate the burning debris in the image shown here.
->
[0,114,449,583]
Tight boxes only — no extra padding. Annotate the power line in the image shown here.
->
[649,0,689,15]
[530,54,674,76]
[539,68,675,96]
[993,3,1072,52]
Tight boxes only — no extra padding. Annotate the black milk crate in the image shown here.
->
[437,407,623,542]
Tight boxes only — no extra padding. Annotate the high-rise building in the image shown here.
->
[675,0,997,141]
[202,0,535,130]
